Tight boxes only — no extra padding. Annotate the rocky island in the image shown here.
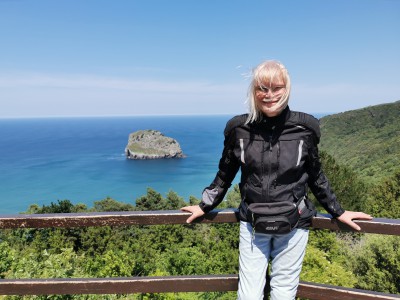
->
[125,130,185,159]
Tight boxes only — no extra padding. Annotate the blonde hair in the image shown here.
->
[245,60,291,124]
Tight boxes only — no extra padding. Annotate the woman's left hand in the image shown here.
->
[336,211,373,231]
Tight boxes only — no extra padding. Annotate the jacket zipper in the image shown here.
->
[266,126,275,201]
[261,142,265,201]
[274,141,280,188]
[267,135,272,200]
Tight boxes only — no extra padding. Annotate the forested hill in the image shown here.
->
[319,100,400,183]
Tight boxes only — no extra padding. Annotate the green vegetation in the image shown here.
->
[1,160,399,299]
[309,151,367,212]
[319,100,400,183]
[1,102,399,299]
[0,192,239,300]
[364,170,400,219]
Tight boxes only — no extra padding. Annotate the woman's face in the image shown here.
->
[254,77,286,117]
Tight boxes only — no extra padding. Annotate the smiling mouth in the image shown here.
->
[262,98,279,103]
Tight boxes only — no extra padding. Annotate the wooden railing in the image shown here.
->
[0,209,399,299]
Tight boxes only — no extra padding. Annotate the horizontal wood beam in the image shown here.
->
[0,210,399,236]
[0,276,398,299]
[311,214,400,236]
[0,275,238,295]
[297,281,400,300]
[0,209,238,228]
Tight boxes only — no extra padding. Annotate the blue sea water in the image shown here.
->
[0,113,327,214]
[0,115,233,213]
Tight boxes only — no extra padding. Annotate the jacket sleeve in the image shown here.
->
[306,134,345,218]
[199,123,240,213]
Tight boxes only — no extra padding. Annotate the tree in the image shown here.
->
[86,249,135,277]
[36,199,80,213]
[301,244,356,287]
[0,242,15,279]
[309,151,367,212]
[347,234,400,294]
[135,188,166,211]
[164,190,186,210]
[364,170,400,218]
[93,197,135,212]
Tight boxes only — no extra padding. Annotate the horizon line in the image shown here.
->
[0,111,336,120]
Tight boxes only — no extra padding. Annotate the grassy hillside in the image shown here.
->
[319,100,400,183]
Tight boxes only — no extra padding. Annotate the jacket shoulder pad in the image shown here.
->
[288,111,321,142]
[224,114,248,136]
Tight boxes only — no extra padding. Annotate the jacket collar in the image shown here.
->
[260,106,291,127]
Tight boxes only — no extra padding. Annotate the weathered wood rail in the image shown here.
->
[0,209,399,299]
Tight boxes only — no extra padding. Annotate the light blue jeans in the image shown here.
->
[237,221,309,300]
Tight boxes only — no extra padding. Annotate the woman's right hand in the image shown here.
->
[180,205,205,223]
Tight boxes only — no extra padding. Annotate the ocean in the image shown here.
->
[0,113,326,214]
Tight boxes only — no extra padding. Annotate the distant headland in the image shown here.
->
[125,130,185,159]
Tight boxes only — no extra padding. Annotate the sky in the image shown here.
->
[0,0,399,118]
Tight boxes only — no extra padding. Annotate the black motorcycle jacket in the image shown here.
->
[199,107,345,228]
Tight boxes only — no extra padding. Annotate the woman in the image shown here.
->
[181,60,372,300]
